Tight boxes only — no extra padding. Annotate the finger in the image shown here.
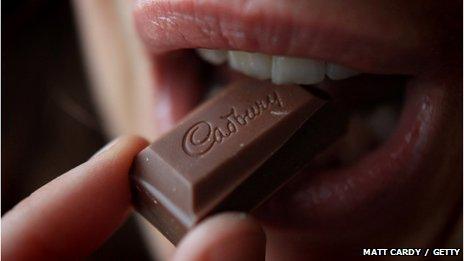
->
[2,135,148,260]
[173,213,266,261]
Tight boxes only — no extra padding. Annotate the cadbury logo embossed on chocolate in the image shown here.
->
[182,91,284,156]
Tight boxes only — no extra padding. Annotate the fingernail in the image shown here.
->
[91,138,120,159]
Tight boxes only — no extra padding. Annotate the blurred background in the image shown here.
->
[2,1,152,259]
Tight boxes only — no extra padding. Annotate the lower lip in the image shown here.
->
[253,76,444,231]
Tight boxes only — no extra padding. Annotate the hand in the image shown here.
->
[2,136,266,260]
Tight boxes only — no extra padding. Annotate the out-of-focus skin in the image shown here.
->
[72,0,462,260]
[2,136,149,260]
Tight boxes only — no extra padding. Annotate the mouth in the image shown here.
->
[133,0,459,238]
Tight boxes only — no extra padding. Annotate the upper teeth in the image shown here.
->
[228,51,272,80]
[196,49,360,85]
[272,55,325,85]
[326,63,360,80]
[196,48,228,65]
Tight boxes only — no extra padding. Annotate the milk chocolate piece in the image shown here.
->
[130,79,346,244]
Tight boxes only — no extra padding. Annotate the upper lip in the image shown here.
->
[133,0,437,75]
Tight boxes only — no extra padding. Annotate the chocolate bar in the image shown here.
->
[130,79,347,244]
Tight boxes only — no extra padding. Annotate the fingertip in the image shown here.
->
[174,213,266,261]
[2,135,150,259]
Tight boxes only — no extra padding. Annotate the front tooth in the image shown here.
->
[228,51,272,80]
[326,63,360,80]
[271,56,325,85]
[196,49,227,65]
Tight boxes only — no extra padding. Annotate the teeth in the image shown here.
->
[271,56,325,85]
[326,63,360,80]
[366,104,399,142]
[228,51,272,80]
[204,83,227,99]
[338,115,376,165]
[196,49,361,84]
[196,49,227,65]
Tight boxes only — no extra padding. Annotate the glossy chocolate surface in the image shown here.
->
[131,79,346,244]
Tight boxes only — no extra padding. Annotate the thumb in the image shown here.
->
[173,213,266,261]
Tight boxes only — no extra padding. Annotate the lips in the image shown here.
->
[132,0,461,243]
[257,75,456,231]
[133,0,455,75]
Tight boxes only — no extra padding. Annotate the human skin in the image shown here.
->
[2,136,266,260]
[72,0,462,260]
